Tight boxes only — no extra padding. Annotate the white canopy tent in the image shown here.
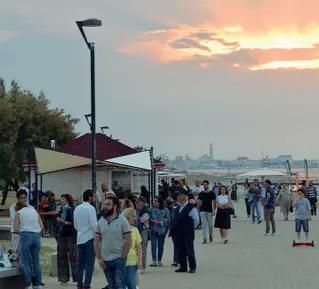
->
[236,168,287,179]
[105,151,152,171]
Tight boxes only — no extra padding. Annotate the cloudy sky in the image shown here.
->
[1,0,319,160]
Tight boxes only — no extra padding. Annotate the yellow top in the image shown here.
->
[126,226,142,266]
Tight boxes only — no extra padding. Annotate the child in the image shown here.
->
[293,188,311,242]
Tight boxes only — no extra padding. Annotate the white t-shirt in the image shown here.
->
[218,195,229,206]
[18,207,41,233]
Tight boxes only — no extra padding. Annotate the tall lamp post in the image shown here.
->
[76,18,102,194]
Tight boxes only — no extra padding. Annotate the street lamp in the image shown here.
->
[101,126,109,135]
[76,18,102,195]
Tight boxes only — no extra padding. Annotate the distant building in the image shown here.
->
[209,143,213,159]
[277,155,293,162]
[236,157,249,161]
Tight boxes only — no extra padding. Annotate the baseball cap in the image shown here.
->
[136,196,147,203]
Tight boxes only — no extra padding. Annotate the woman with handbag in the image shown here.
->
[56,194,78,285]
[214,186,231,244]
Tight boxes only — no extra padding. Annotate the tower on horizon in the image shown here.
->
[209,143,213,159]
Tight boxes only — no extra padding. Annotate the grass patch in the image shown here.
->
[0,240,54,276]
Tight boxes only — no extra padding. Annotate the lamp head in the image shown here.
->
[77,18,102,28]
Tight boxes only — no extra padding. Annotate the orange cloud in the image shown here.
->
[119,0,319,70]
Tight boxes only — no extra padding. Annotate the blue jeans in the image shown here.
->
[251,202,261,222]
[20,232,42,287]
[76,239,95,288]
[104,258,126,289]
[295,219,309,233]
[151,233,165,261]
[125,265,137,289]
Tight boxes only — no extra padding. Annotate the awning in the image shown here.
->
[34,148,153,175]
[34,148,92,174]
[106,151,152,171]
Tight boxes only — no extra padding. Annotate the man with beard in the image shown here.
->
[94,196,132,289]
[171,192,199,273]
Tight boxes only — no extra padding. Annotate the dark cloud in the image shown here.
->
[212,37,239,48]
[170,37,211,52]
[191,32,217,39]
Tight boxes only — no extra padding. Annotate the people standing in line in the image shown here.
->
[306,181,317,216]
[293,188,311,243]
[121,208,142,289]
[263,180,276,236]
[249,181,262,224]
[134,196,150,274]
[140,185,150,204]
[56,194,77,285]
[94,196,132,289]
[197,180,216,244]
[276,181,292,220]
[149,197,170,267]
[74,189,98,289]
[14,200,44,289]
[168,199,179,267]
[214,186,231,244]
[170,192,198,274]
[230,183,238,218]
[243,183,251,218]
[10,190,28,260]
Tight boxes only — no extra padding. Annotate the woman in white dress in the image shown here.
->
[214,186,231,244]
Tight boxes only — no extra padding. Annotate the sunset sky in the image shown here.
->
[1,0,319,159]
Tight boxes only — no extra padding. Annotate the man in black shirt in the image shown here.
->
[197,180,216,243]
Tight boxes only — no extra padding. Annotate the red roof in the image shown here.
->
[58,133,165,167]
[58,133,136,160]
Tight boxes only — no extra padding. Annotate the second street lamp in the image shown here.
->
[76,18,102,195]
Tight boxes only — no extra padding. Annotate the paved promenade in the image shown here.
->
[40,202,319,289]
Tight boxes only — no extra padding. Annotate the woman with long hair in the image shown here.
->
[9,190,28,260]
[56,194,78,285]
[14,200,44,289]
[214,186,231,244]
[121,189,135,211]
[149,197,170,267]
[121,208,142,289]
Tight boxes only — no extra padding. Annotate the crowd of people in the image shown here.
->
[7,177,316,289]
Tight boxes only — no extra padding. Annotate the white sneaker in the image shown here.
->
[27,286,33,289]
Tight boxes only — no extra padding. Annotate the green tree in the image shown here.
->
[0,78,79,188]
[133,146,147,152]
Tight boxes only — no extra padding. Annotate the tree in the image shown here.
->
[0,78,79,187]
[133,146,147,152]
